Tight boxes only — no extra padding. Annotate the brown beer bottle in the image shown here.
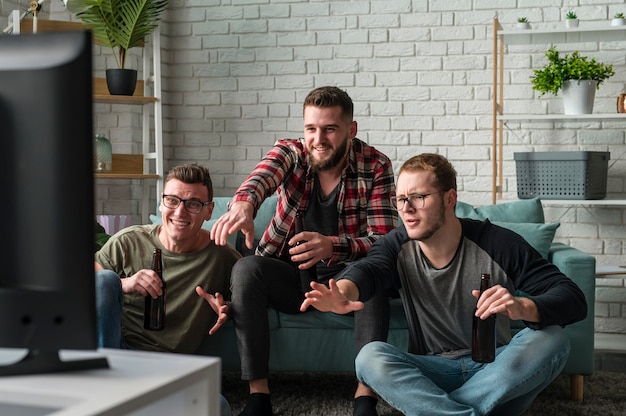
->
[471,273,496,363]
[144,248,166,330]
[295,211,316,292]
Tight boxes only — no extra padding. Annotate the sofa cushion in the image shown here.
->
[492,221,560,259]
[455,197,545,223]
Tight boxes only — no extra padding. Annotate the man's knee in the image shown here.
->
[356,341,388,368]
[517,325,570,354]
[231,255,269,288]
[355,341,390,381]
[95,269,122,306]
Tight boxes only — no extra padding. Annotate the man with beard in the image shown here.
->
[210,86,397,416]
[300,153,587,416]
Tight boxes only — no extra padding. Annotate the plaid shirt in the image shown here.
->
[231,137,397,265]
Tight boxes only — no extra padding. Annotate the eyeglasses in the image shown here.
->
[162,194,211,214]
[391,191,441,211]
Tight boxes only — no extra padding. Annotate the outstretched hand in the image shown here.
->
[209,200,256,249]
[196,286,230,335]
[300,279,364,314]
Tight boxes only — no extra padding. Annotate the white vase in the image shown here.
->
[562,80,597,115]
[566,19,579,28]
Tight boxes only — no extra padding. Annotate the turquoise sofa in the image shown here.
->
[153,196,595,401]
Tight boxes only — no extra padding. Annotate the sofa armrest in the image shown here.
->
[548,242,596,375]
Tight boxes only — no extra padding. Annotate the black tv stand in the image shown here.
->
[0,349,109,376]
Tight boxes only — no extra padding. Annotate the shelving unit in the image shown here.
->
[18,18,164,223]
[492,18,626,205]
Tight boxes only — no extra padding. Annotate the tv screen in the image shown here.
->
[0,30,108,375]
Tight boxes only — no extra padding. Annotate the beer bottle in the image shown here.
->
[471,273,496,363]
[144,248,166,330]
[295,211,316,292]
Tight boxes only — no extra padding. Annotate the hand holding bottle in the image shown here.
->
[144,248,166,331]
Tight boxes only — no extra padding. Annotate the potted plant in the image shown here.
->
[565,11,579,28]
[72,0,169,95]
[516,17,531,30]
[612,12,626,26]
[530,46,615,114]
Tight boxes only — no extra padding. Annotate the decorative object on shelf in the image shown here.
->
[530,46,615,115]
[105,68,138,95]
[618,93,626,113]
[565,11,579,28]
[72,0,168,96]
[94,133,112,173]
[514,151,610,200]
[612,12,626,26]
[516,17,531,30]
[562,80,597,115]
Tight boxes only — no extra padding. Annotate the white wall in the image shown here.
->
[161,0,626,271]
[2,0,625,272]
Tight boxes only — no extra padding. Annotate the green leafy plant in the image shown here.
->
[530,46,615,97]
[517,17,529,23]
[73,0,168,69]
[566,11,577,19]
[614,12,625,19]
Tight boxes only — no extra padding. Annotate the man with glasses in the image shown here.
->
[301,153,587,415]
[94,163,240,352]
[210,86,397,416]
[95,164,240,415]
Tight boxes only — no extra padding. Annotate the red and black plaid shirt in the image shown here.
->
[231,137,397,265]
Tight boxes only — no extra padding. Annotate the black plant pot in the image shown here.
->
[105,68,138,96]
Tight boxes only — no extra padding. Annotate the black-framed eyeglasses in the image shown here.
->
[162,194,211,214]
[391,191,442,211]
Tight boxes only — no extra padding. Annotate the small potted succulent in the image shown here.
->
[530,46,615,114]
[516,17,531,30]
[612,12,626,26]
[565,11,579,28]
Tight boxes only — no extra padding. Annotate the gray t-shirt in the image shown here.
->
[398,238,512,358]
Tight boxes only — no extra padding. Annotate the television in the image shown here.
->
[0,30,108,375]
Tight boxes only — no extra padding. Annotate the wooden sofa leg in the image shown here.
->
[570,374,583,402]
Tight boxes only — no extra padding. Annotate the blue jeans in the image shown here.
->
[95,270,232,416]
[355,326,569,416]
[95,269,128,349]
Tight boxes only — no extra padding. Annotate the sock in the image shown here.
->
[353,396,378,416]
[239,392,273,416]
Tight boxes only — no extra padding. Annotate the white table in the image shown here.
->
[0,348,220,416]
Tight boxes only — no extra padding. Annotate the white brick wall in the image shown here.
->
[2,0,626,332]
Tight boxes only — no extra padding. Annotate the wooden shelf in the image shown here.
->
[18,18,143,46]
[19,18,85,33]
[498,114,626,122]
[498,24,626,45]
[93,78,156,105]
[19,18,164,222]
[19,20,156,104]
[492,17,626,204]
[95,154,159,179]
[539,199,626,206]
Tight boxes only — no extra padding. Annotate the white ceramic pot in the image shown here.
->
[515,22,531,29]
[611,18,626,26]
[566,18,579,28]
[562,79,597,115]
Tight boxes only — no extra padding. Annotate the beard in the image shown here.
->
[308,136,349,172]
